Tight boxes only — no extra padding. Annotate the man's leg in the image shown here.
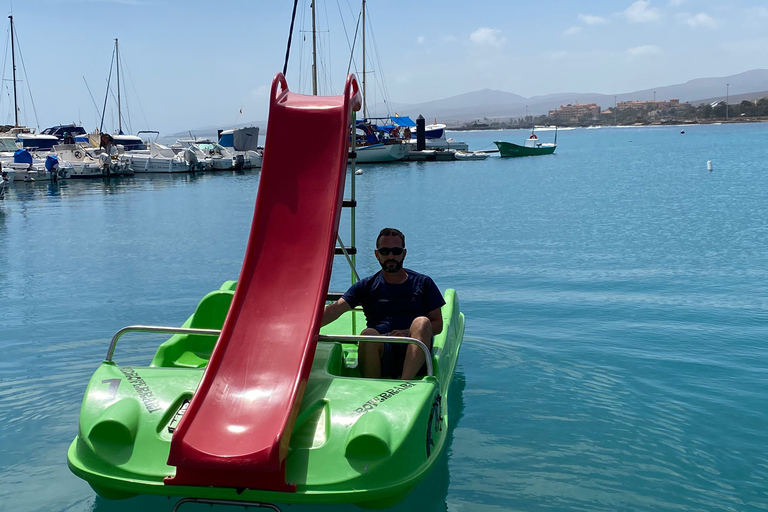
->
[359,328,385,378]
[401,316,433,380]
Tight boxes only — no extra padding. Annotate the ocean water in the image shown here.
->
[1,123,767,512]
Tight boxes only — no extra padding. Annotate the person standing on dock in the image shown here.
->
[322,228,445,380]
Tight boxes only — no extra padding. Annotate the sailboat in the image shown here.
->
[0,16,71,181]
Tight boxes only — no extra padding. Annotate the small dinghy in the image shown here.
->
[454,150,489,160]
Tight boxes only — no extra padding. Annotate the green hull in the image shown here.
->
[67,281,465,507]
[494,140,556,157]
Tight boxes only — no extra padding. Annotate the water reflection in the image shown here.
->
[0,170,263,204]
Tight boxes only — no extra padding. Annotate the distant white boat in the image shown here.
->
[172,139,235,170]
[454,150,489,161]
[218,127,262,169]
[54,144,133,178]
[406,124,469,151]
[128,142,199,173]
[355,142,410,163]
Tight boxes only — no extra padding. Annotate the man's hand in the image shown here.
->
[389,329,410,337]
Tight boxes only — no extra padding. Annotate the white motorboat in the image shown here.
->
[406,123,469,151]
[128,142,201,173]
[218,127,262,169]
[54,144,133,178]
[172,139,234,170]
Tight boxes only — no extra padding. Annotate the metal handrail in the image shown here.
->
[105,325,221,362]
[173,497,281,512]
[105,326,434,376]
[317,334,433,376]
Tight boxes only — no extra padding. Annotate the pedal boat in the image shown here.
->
[67,281,465,508]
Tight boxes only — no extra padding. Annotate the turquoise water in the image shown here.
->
[1,123,767,511]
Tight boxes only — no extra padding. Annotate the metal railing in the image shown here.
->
[317,334,433,376]
[106,325,220,362]
[105,325,433,376]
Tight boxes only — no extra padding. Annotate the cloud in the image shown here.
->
[747,7,768,18]
[417,36,425,45]
[578,14,608,25]
[627,45,662,56]
[680,12,718,28]
[469,28,506,47]
[668,0,688,6]
[563,26,582,36]
[250,85,269,98]
[625,1,662,23]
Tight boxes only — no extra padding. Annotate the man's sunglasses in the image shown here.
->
[377,247,404,256]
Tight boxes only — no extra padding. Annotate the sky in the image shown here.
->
[2,0,767,135]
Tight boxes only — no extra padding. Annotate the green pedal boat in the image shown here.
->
[67,73,465,510]
[67,282,465,508]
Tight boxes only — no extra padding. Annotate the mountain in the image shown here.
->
[369,69,768,125]
[171,70,768,135]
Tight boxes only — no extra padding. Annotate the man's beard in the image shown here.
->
[379,259,402,273]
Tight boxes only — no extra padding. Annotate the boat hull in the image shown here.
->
[67,283,464,507]
[494,140,556,157]
[354,142,409,163]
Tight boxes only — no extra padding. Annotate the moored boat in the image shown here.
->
[494,127,557,157]
[454,150,489,160]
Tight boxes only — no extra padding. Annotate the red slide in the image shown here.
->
[165,73,361,492]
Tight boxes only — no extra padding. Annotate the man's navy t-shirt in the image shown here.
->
[341,269,446,333]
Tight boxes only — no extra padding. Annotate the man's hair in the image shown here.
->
[376,227,405,248]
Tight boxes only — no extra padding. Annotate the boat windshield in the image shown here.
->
[0,137,18,152]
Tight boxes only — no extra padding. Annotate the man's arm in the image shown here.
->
[427,307,443,335]
[322,298,352,326]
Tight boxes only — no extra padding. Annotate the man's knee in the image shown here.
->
[410,316,432,335]
[360,328,384,357]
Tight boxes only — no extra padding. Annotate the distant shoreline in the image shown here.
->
[449,116,768,131]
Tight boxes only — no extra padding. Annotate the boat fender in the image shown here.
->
[99,153,111,169]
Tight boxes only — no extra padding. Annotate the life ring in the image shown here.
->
[73,149,84,159]
[529,134,538,140]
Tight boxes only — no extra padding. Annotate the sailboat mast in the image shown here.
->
[311,1,318,95]
[115,38,122,133]
[361,0,366,117]
[9,16,18,127]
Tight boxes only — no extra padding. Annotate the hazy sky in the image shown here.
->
[3,0,767,134]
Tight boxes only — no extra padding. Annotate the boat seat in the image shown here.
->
[150,290,234,368]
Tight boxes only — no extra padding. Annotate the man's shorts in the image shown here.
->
[371,324,429,379]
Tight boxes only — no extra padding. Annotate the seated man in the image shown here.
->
[322,227,445,380]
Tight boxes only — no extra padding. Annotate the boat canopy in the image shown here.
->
[390,116,416,127]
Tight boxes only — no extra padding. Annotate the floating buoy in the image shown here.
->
[707,160,713,172]
[355,168,363,175]
[680,130,685,134]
